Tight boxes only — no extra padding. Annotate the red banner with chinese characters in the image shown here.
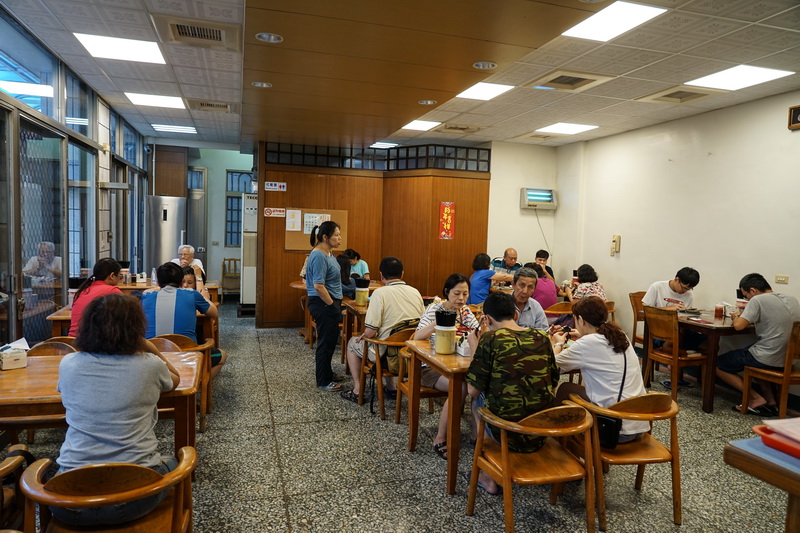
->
[439,202,455,239]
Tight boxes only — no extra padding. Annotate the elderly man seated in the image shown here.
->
[23,241,62,281]
[511,267,549,330]
[172,244,205,279]
[491,248,521,275]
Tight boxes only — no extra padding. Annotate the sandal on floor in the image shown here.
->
[466,471,502,496]
[433,441,448,460]
[340,389,359,403]
[732,404,774,416]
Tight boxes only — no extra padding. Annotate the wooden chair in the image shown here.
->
[741,321,800,418]
[643,306,709,400]
[154,334,215,432]
[220,257,240,304]
[605,301,616,324]
[394,347,446,424]
[26,342,75,356]
[12,342,75,444]
[569,393,681,530]
[147,338,181,353]
[466,405,595,533]
[44,337,77,348]
[1,445,29,530]
[21,446,196,533]
[629,291,646,348]
[359,329,416,420]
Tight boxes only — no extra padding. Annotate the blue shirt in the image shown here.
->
[468,269,496,305]
[351,259,369,278]
[517,298,549,330]
[305,249,343,299]
[142,285,211,342]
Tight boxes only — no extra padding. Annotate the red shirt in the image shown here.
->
[69,281,123,336]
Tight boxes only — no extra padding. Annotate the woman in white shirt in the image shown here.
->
[551,296,649,442]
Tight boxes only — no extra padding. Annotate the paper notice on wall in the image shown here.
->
[286,209,301,231]
[303,213,332,233]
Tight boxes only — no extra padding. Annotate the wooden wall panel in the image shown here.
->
[428,176,490,295]
[329,174,383,269]
[381,177,432,295]
[258,166,383,327]
[154,145,187,197]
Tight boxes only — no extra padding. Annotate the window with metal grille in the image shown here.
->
[225,170,252,247]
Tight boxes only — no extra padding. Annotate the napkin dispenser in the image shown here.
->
[0,348,27,370]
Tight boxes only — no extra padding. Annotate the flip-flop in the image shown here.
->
[732,404,774,416]
[466,471,503,496]
[433,441,448,460]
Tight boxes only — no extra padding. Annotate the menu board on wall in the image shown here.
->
[284,208,348,251]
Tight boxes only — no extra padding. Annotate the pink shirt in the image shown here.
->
[68,281,123,336]
[532,277,559,316]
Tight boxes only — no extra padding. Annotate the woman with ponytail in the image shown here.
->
[68,258,123,336]
[551,296,649,441]
[305,221,344,391]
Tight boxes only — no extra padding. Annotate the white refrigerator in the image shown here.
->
[240,194,258,305]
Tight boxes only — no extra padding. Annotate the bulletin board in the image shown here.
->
[284,207,348,251]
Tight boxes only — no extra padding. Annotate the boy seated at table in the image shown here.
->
[466,292,559,495]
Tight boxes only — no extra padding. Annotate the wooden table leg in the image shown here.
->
[407,353,422,452]
[702,331,721,413]
[51,321,62,338]
[787,493,799,533]
[446,373,464,495]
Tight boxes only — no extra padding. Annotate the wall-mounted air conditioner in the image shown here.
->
[520,188,557,210]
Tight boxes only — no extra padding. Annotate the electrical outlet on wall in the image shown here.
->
[775,275,789,284]
[212,241,219,246]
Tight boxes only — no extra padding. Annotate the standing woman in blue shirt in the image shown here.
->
[305,221,344,391]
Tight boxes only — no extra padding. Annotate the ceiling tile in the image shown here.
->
[582,77,674,100]
[682,0,800,22]
[144,0,192,17]
[761,5,800,31]
[196,1,242,23]
[483,63,552,86]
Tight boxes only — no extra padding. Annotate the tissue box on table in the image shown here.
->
[0,348,27,370]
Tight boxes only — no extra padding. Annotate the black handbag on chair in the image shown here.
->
[596,352,627,449]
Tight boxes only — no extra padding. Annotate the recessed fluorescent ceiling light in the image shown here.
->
[125,92,185,109]
[0,81,54,97]
[402,120,441,131]
[152,124,197,134]
[562,1,666,42]
[370,142,398,149]
[536,122,598,135]
[456,82,514,100]
[686,65,794,91]
[74,33,165,64]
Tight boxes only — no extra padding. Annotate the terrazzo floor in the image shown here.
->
[21,303,793,532]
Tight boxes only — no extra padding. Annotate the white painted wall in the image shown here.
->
[552,90,800,338]
[488,90,800,342]
[187,148,254,281]
[487,142,558,264]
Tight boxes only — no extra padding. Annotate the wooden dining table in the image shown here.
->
[46,305,219,348]
[117,280,220,304]
[341,298,368,371]
[0,351,201,456]
[405,339,473,494]
[643,310,754,413]
[290,279,383,346]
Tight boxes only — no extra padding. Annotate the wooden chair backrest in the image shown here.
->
[781,321,800,373]
[27,341,76,356]
[364,328,415,347]
[544,301,573,315]
[44,463,163,496]
[570,392,679,422]
[154,334,212,352]
[45,336,77,348]
[148,338,181,353]
[478,405,592,438]
[643,306,679,344]
[629,291,646,322]
[222,257,240,277]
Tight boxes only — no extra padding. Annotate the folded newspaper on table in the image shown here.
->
[0,337,30,370]
[764,417,800,444]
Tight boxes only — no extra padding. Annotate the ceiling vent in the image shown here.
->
[151,15,242,52]
[434,123,480,134]
[525,70,614,93]
[637,85,726,104]
[512,132,558,143]
[186,99,240,114]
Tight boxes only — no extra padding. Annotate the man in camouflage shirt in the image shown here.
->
[466,292,558,495]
